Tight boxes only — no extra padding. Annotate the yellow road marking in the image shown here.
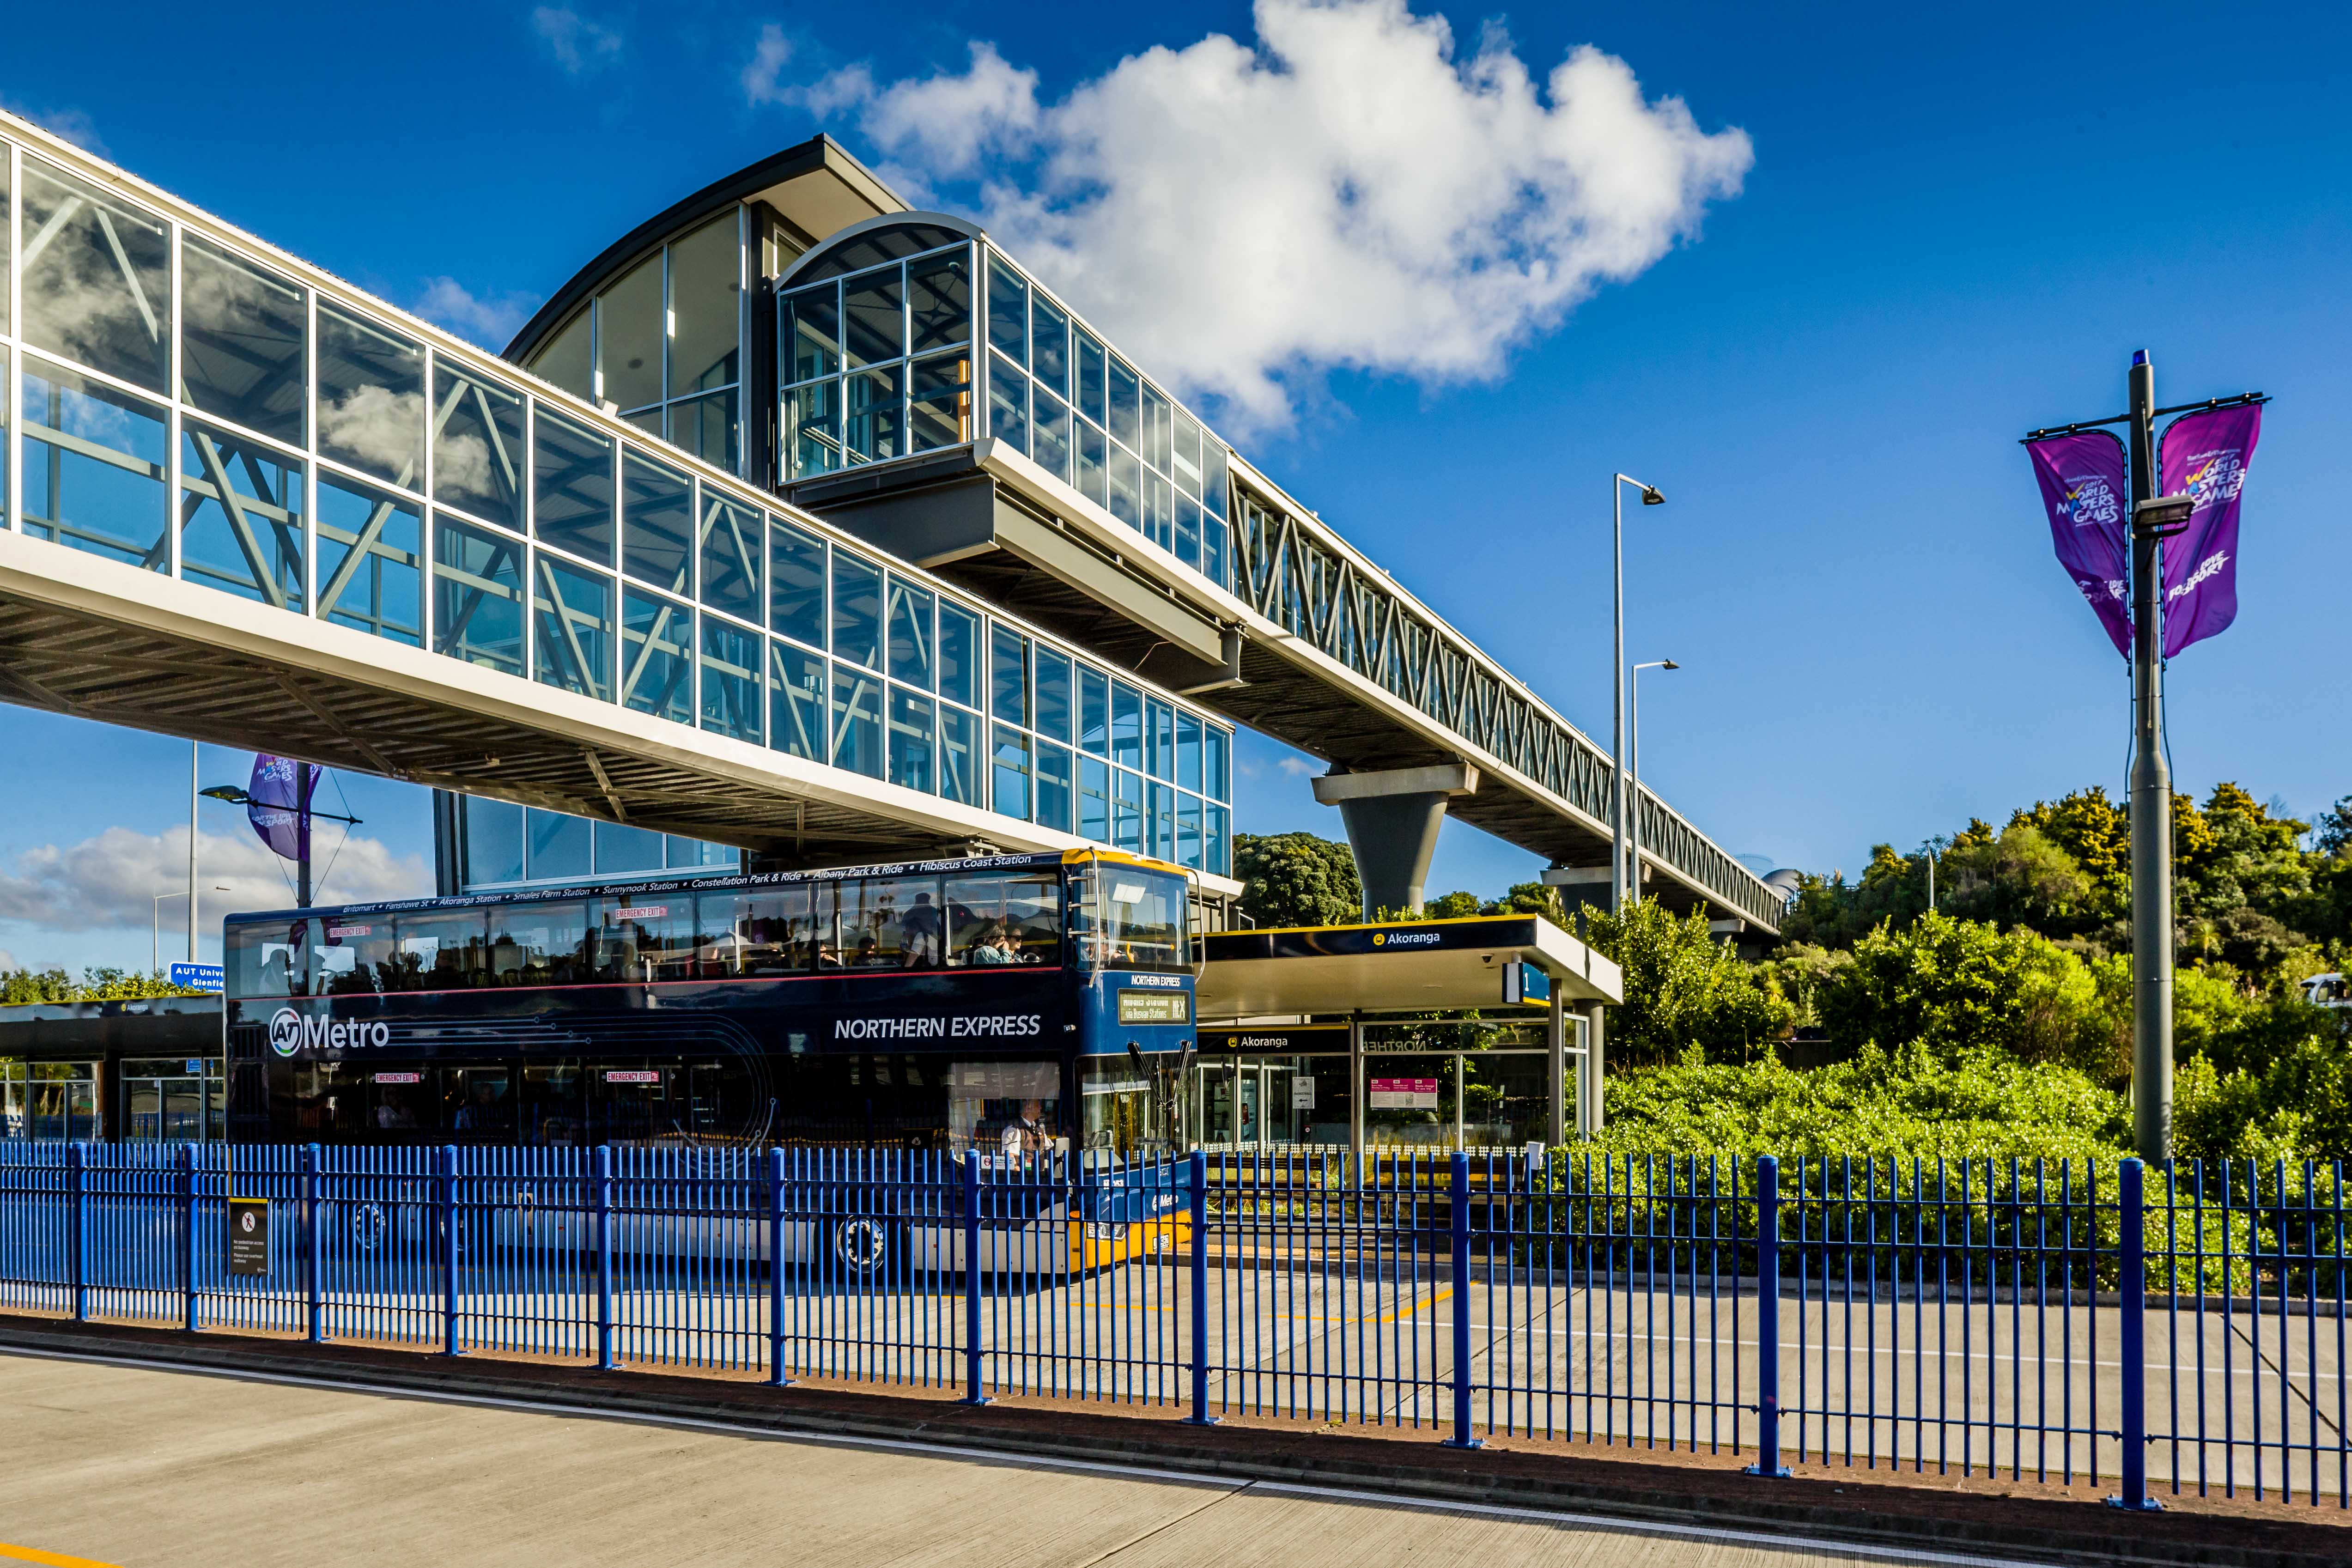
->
[0,1544,126,1568]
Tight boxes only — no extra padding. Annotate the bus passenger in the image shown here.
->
[902,892,942,967]
[967,921,1009,965]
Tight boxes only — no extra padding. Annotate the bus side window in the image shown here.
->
[947,873,1062,966]
[393,911,487,989]
[226,919,307,998]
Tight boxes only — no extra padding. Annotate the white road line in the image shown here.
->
[0,1341,2076,1568]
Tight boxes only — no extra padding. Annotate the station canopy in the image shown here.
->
[1197,915,1621,1021]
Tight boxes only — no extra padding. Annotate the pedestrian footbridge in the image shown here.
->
[0,114,1776,928]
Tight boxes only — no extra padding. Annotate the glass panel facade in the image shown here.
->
[178,421,303,609]
[22,159,171,391]
[434,366,525,530]
[457,797,735,891]
[20,359,167,564]
[534,308,592,401]
[0,136,1236,879]
[769,641,826,760]
[620,447,692,593]
[316,473,422,644]
[830,662,883,778]
[532,407,614,565]
[699,615,761,743]
[533,554,613,700]
[769,519,825,647]
[668,212,740,396]
[783,237,971,480]
[697,494,760,623]
[317,300,424,486]
[599,251,662,414]
[432,515,525,675]
[620,588,692,723]
[180,234,305,444]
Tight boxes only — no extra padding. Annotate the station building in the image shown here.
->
[0,122,1781,1151]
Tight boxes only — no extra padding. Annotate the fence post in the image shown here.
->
[595,1144,616,1372]
[180,1143,199,1333]
[439,1144,461,1356]
[1446,1150,1481,1447]
[303,1144,323,1343]
[2108,1157,2160,1511]
[1186,1150,1215,1425]
[961,1151,987,1405]
[1746,1154,1790,1477]
[768,1146,790,1387]
[68,1142,88,1323]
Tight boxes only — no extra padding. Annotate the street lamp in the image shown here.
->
[1626,659,1679,906]
[198,782,360,909]
[1611,475,1666,912]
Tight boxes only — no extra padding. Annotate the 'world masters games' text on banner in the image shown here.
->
[2027,430,2132,658]
[2158,402,2261,658]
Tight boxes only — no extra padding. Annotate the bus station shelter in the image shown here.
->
[1194,915,1620,1157]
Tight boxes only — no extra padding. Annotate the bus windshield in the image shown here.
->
[1070,863,1190,972]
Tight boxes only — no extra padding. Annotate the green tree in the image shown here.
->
[1819,912,2112,1076]
[1581,900,1791,1067]
[1422,890,1483,918]
[1233,832,1361,928]
[2,966,208,1003]
[1941,823,2096,934]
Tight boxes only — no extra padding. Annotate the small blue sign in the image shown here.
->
[185,1060,204,1075]
[169,962,224,994]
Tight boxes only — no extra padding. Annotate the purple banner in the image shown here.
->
[247,754,320,863]
[2158,403,2261,657]
[2027,430,2132,658]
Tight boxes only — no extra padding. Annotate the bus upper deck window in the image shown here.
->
[948,872,1061,966]
[1092,867,1189,969]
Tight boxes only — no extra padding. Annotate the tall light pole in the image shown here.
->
[1611,475,1665,912]
[2023,350,2255,1163]
[187,741,199,962]
[1627,660,1679,906]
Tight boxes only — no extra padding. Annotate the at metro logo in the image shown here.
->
[267,1007,390,1056]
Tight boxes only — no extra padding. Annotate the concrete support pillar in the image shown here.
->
[1313,764,1479,919]
[1577,1002,1608,1139]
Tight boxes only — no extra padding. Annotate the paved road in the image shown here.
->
[21,1258,2343,1500]
[0,1349,2017,1568]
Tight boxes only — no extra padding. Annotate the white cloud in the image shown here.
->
[410,276,541,349]
[534,6,624,75]
[0,824,431,934]
[770,0,1750,430]
[0,97,106,155]
[743,24,797,105]
[0,948,15,972]
[1276,756,1320,778]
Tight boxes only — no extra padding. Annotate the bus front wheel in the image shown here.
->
[830,1216,898,1281]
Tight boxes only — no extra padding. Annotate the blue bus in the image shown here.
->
[223,849,1200,1168]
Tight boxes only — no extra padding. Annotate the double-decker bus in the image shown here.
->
[223,848,1199,1161]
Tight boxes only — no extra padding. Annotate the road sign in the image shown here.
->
[227,1197,271,1276]
[1291,1076,1316,1111]
[169,962,224,993]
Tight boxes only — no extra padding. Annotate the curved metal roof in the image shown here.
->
[774,211,989,291]
[502,134,910,365]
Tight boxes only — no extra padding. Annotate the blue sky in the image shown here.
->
[3,1,2347,970]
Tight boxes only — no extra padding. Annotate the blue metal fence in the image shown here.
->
[0,1143,2341,1509]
